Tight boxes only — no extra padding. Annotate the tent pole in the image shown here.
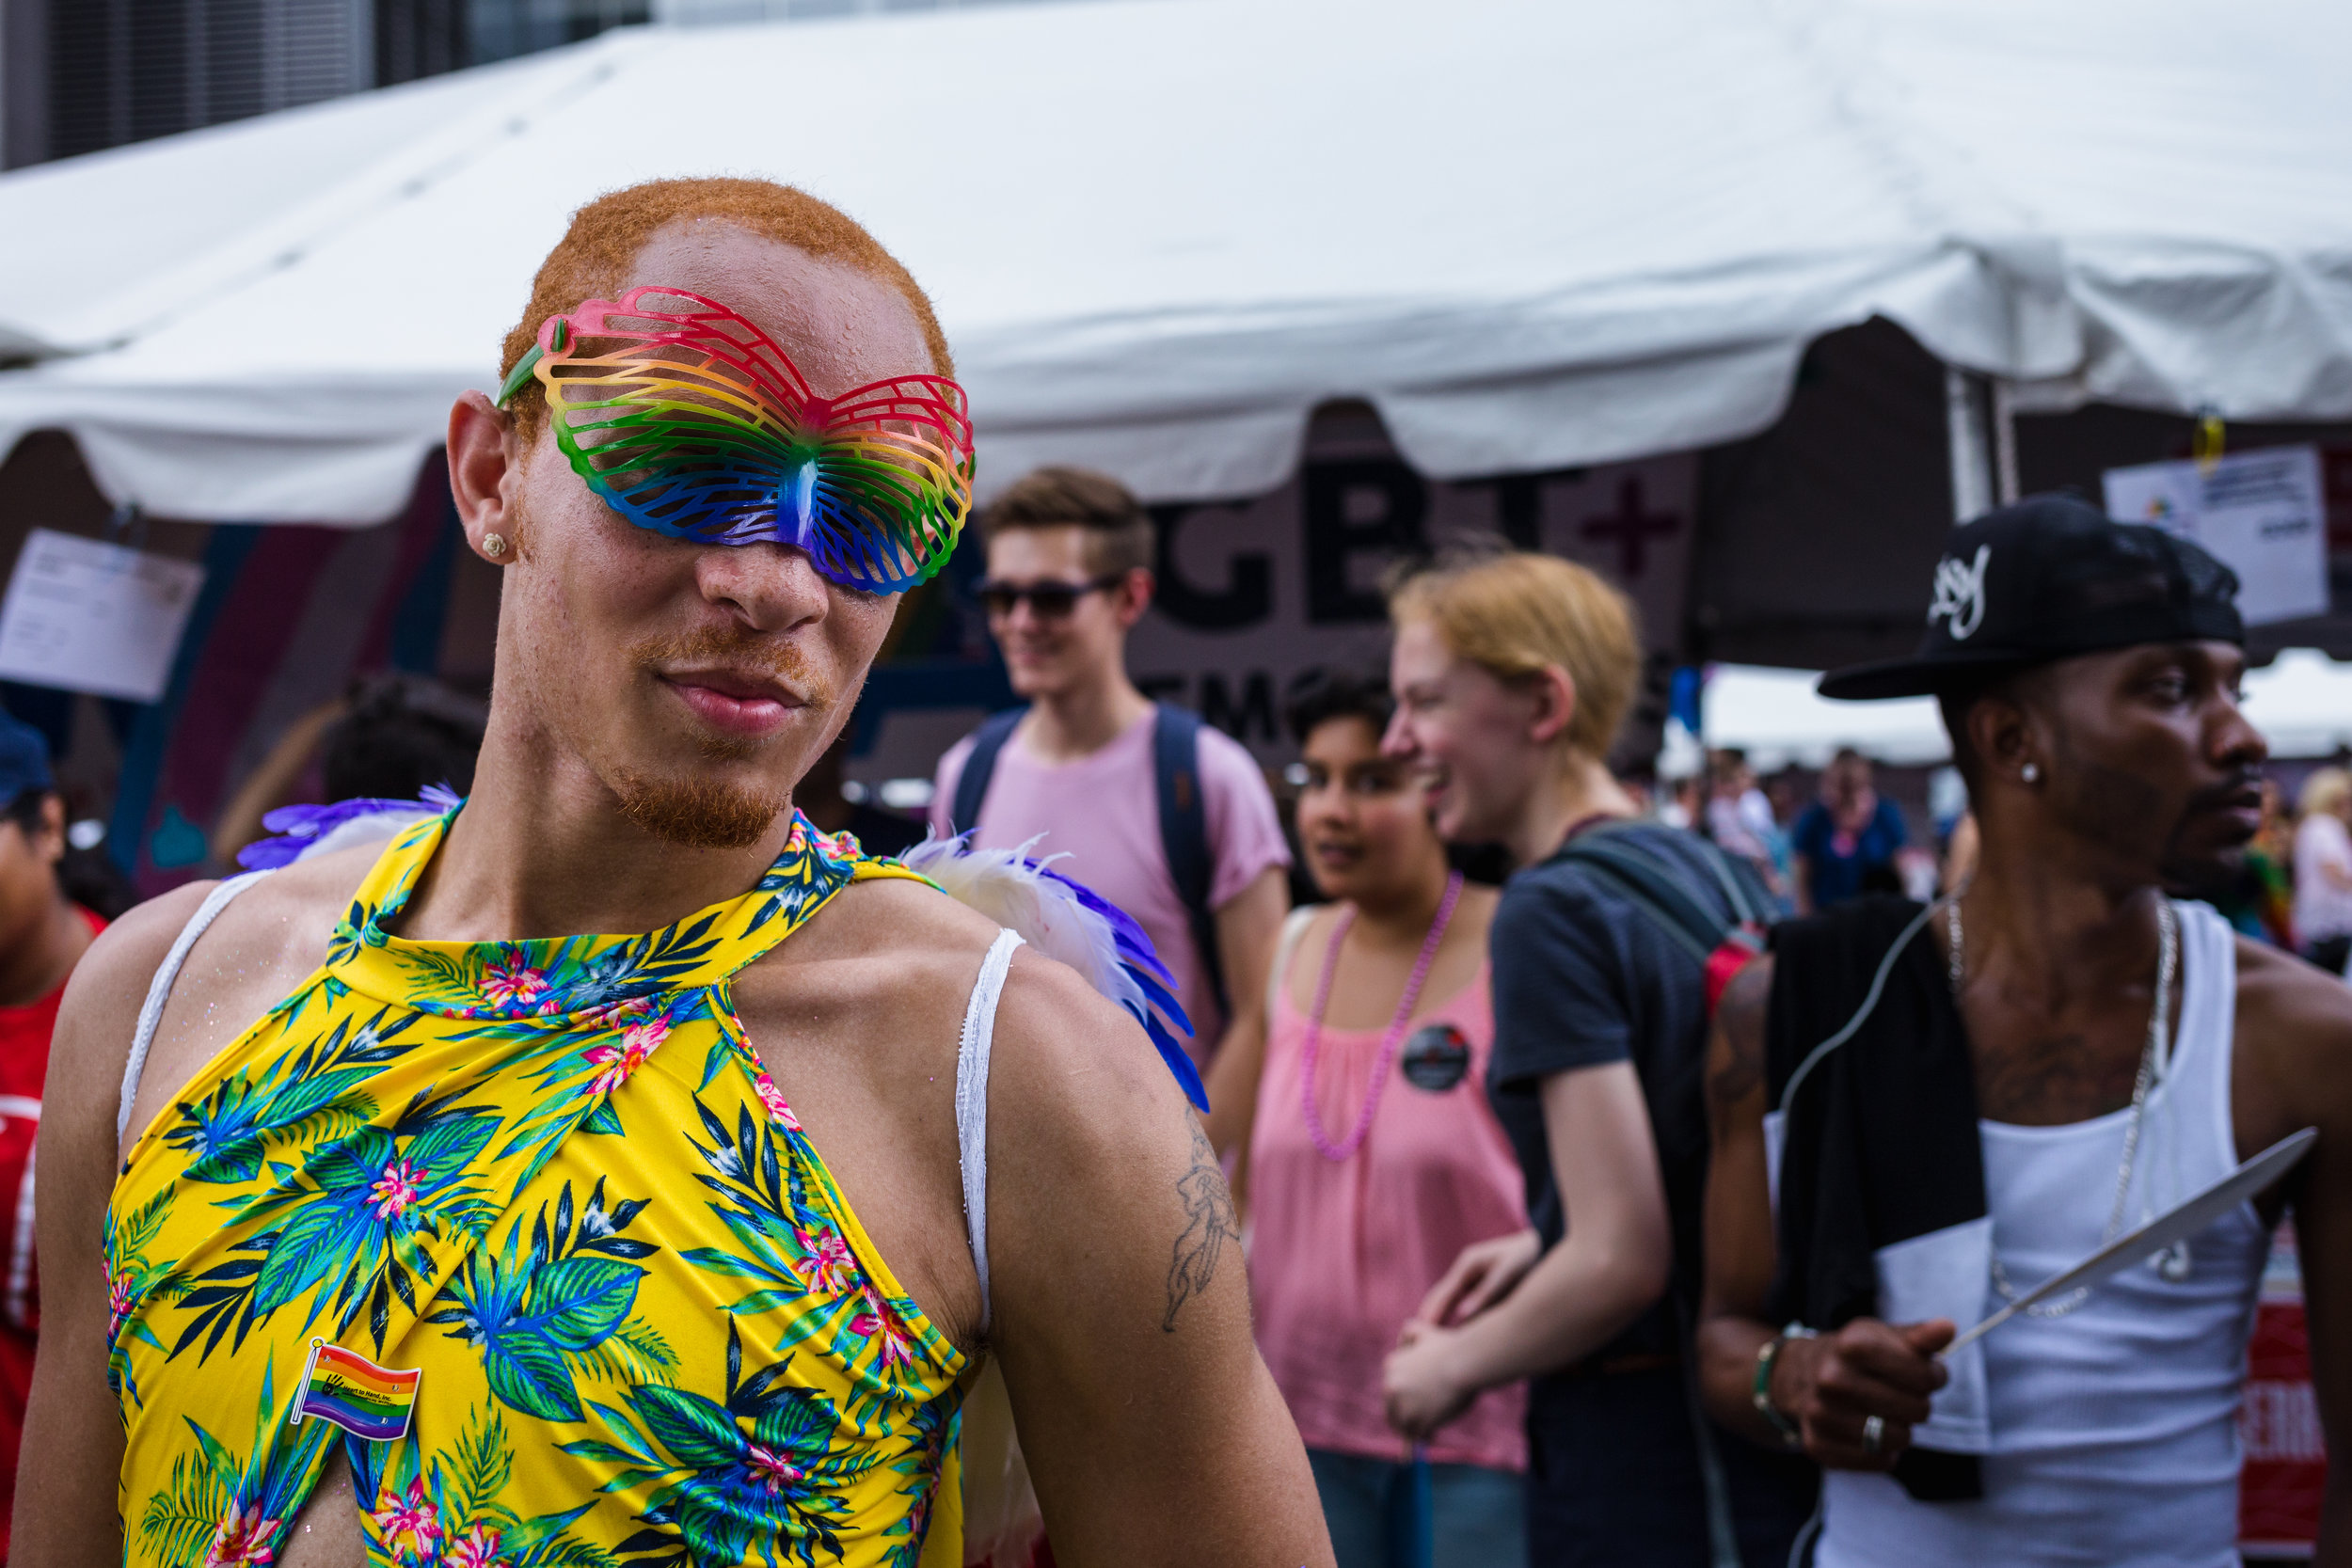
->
[1944,366,1995,524]
[1991,379,2022,506]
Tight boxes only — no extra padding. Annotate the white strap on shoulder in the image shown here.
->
[956,927,1024,1338]
[1266,905,1318,1022]
[117,870,269,1146]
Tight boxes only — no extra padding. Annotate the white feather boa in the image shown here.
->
[899,832,1203,1109]
[900,834,1135,1002]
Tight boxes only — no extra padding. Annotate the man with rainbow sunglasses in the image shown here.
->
[14,179,1331,1568]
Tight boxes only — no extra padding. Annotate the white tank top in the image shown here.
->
[1819,900,2271,1568]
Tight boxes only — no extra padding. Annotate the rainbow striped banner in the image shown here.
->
[290,1338,421,1442]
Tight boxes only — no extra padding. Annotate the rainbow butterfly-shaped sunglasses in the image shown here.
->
[496,286,974,593]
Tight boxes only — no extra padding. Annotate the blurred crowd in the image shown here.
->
[1664,746,1938,913]
[1671,737,2352,981]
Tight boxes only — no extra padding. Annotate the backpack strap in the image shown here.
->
[1551,826,1766,1013]
[949,707,1027,836]
[1553,828,1729,960]
[1686,832,1772,928]
[1152,704,1229,1018]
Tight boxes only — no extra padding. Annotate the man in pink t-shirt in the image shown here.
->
[930,467,1291,1061]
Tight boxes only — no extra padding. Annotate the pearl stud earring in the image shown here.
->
[2022,763,2041,784]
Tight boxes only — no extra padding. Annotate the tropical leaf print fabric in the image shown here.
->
[110,810,968,1568]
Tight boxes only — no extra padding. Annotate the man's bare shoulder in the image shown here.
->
[772,873,1181,1115]
[744,876,1005,1049]
[2232,935,2352,1139]
[1718,951,1776,1035]
[1705,954,1776,1126]
[983,949,1232,1341]
[778,872,1004,972]
[767,876,1162,1082]
[64,880,215,1017]
[154,842,387,997]
[993,944,1180,1101]
[221,839,393,939]
[105,843,386,1153]
[2234,936,2352,1052]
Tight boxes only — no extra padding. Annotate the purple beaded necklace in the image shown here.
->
[1299,870,1466,1162]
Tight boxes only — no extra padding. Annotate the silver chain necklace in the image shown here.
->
[1947,893,2179,1318]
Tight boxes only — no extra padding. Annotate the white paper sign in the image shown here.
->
[2103,446,2328,626]
[0,529,206,702]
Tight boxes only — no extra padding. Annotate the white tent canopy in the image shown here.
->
[1702,665,1950,771]
[2236,650,2352,761]
[0,0,2348,524]
[1705,649,2352,770]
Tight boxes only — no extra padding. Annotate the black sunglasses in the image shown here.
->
[974,572,1128,619]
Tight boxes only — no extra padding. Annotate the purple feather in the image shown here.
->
[1025,859,1195,1041]
[907,834,1204,1110]
[238,787,462,870]
[1036,862,1181,991]
[1027,861,1203,1109]
[1122,960,1194,1042]
[1139,1008,1210,1112]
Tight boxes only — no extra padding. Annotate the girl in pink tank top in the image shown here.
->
[1237,674,1529,1568]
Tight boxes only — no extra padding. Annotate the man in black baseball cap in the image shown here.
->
[1816,493,2246,703]
[1692,495,2352,1566]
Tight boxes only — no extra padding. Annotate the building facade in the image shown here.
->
[0,0,649,168]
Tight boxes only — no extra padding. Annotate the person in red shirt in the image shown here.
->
[0,714,103,1557]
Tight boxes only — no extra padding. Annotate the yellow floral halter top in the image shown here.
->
[108,810,968,1568]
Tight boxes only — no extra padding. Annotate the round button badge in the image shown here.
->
[1399,1022,1471,1092]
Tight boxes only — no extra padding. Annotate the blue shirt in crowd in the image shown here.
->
[1790,795,1907,909]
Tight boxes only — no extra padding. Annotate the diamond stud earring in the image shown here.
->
[482,532,508,558]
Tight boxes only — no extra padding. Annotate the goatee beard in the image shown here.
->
[612,769,788,850]
[612,625,835,847]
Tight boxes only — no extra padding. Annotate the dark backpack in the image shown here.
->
[1548,820,1774,1015]
[946,703,1227,1016]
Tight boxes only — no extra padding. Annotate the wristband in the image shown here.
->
[1752,1323,1817,1449]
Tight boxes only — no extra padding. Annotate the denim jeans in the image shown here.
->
[1308,1447,1526,1568]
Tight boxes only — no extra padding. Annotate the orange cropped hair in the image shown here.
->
[498,177,953,438]
[1390,550,1644,760]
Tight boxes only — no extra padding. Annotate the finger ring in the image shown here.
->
[1861,1415,1885,1455]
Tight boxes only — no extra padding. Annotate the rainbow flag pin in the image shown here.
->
[289,1338,421,1443]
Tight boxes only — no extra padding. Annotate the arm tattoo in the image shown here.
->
[1706,962,1771,1127]
[1162,1117,1240,1333]
[1708,1024,1764,1115]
